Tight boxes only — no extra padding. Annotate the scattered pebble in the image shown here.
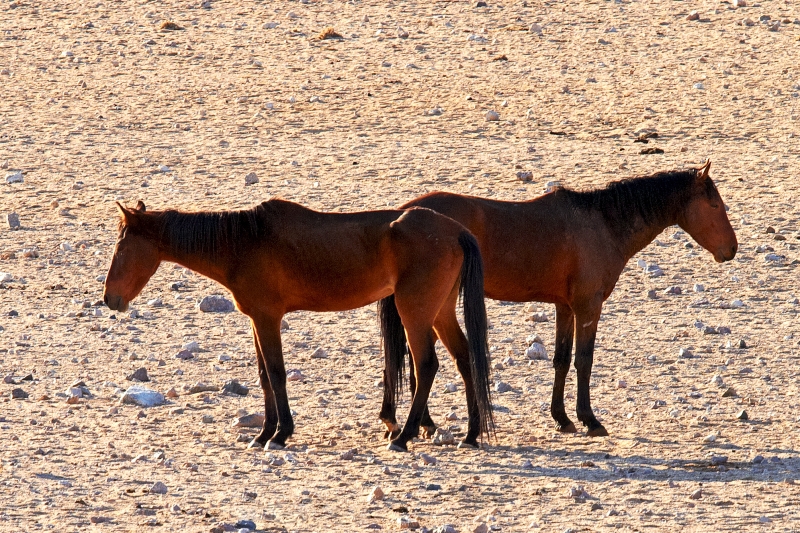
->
[149,481,168,494]
[494,381,512,393]
[419,453,437,465]
[432,428,455,446]
[310,347,328,359]
[6,212,20,230]
[689,489,703,500]
[126,367,150,382]
[368,486,384,502]
[11,388,28,399]
[120,386,165,407]
[686,11,700,21]
[286,369,305,382]
[222,380,249,396]
[5,171,23,184]
[485,110,500,121]
[197,295,235,313]
[244,172,259,185]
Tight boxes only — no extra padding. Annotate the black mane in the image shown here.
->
[558,169,709,236]
[127,202,273,258]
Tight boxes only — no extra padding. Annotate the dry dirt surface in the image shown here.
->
[2,0,800,532]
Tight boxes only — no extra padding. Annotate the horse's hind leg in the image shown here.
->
[388,325,438,452]
[248,323,279,448]
[408,354,438,438]
[573,302,608,437]
[252,315,295,449]
[433,299,480,447]
[551,304,578,433]
[379,366,401,440]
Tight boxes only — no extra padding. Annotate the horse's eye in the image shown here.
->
[710,204,720,209]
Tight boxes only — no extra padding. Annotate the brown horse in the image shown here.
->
[383,161,737,437]
[103,199,494,451]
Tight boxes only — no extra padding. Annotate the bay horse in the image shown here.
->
[382,161,737,437]
[103,199,494,451]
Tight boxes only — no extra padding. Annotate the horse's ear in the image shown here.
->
[135,200,146,212]
[697,159,711,180]
[116,202,139,227]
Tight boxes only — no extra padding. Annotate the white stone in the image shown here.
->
[485,110,500,122]
[310,347,328,359]
[525,342,548,361]
[120,386,165,407]
[0,272,13,283]
[529,23,543,35]
[182,341,201,352]
[149,481,168,494]
[245,172,259,185]
[367,486,384,502]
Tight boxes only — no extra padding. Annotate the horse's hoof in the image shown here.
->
[457,440,479,450]
[247,439,265,449]
[387,442,408,453]
[587,426,609,437]
[266,440,285,450]
[556,422,577,433]
[421,425,437,439]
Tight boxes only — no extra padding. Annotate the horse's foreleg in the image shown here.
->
[252,315,294,449]
[573,303,607,437]
[551,304,577,433]
[247,323,279,449]
[389,328,439,452]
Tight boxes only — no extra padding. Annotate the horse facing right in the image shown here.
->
[384,161,737,439]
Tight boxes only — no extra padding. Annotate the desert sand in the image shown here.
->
[1,0,800,531]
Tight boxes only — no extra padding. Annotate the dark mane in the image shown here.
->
[558,169,706,236]
[125,201,273,258]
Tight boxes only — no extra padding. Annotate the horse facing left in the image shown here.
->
[103,198,494,452]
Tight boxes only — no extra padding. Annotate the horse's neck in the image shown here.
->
[619,217,674,263]
[160,248,229,286]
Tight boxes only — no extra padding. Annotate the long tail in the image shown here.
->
[458,231,495,438]
[379,294,406,405]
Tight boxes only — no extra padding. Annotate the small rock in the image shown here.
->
[485,110,500,122]
[529,311,548,322]
[617,380,627,389]
[445,383,458,393]
[736,409,749,420]
[244,172,259,185]
[738,339,748,349]
[663,286,682,295]
[693,283,705,292]
[11,388,28,399]
[286,369,304,382]
[679,348,694,359]
[120,386,165,407]
[201,415,214,424]
[310,347,328,359]
[149,481,168,494]
[188,382,220,394]
[234,520,257,531]
[126,367,150,382]
[233,413,265,428]
[5,171,23,184]
[689,489,703,500]
[721,387,736,398]
[432,428,455,446]
[398,517,421,530]
[494,381,512,393]
[340,450,355,460]
[182,341,201,353]
[703,433,717,443]
[165,387,178,398]
[6,213,20,230]
[222,380,249,396]
[419,453,437,465]
[368,486,384,503]
[710,374,724,386]
[733,0,746,6]
[686,10,700,21]
[433,526,457,533]
[529,23,543,35]
[175,350,194,360]
[197,295,235,313]
[710,455,728,466]
[0,272,12,283]
[516,171,533,182]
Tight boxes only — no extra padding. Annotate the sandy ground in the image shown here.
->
[1,0,800,531]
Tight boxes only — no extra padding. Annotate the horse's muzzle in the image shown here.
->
[714,243,738,263]
[104,294,128,312]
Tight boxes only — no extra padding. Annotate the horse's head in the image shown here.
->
[103,201,160,312]
[677,161,738,263]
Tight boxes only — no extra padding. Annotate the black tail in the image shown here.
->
[379,294,406,405]
[458,231,494,438]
